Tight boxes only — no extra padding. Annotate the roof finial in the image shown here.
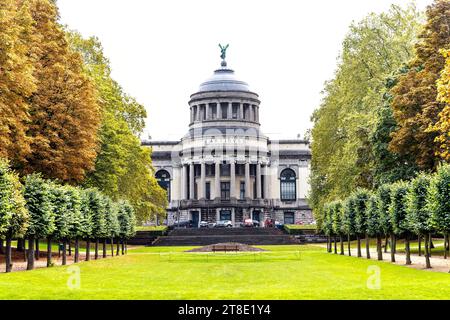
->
[219,43,229,67]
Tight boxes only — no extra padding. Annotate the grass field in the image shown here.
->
[0,245,449,300]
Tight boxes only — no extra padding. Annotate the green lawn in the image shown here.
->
[135,225,168,232]
[0,245,449,299]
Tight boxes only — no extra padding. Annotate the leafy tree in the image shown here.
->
[341,197,356,256]
[65,186,83,263]
[0,0,35,165]
[19,0,100,183]
[389,0,450,170]
[354,189,370,258]
[0,159,29,272]
[117,200,135,255]
[104,198,120,257]
[376,183,394,255]
[309,4,421,217]
[389,181,411,264]
[319,205,333,253]
[79,189,94,261]
[433,48,450,161]
[406,173,433,267]
[23,173,55,270]
[365,193,382,260]
[84,188,106,259]
[331,201,344,255]
[428,164,450,261]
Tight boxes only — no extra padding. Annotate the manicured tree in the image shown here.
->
[124,201,136,254]
[79,189,94,261]
[341,196,356,256]
[85,189,106,260]
[406,173,433,268]
[377,183,393,256]
[320,205,333,253]
[354,189,369,258]
[48,183,72,266]
[0,160,29,272]
[104,199,120,257]
[389,181,410,264]
[117,201,130,256]
[65,186,83,263]
[23,174,55,270]
[331,201,344,255]
[366,193,382,260]
[428,164,450,263]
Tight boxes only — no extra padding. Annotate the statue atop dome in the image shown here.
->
[219,43,229,60]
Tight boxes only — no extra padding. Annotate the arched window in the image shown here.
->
[280,168,296,201]
[155,170,171,202]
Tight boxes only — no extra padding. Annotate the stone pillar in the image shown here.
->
[239,103,244,120]
[245,161,251,198]
[263,165,269,200]
[205,103,210,120]
[249,105,254,122]
[181,164,187,200]
[256,162,262,199]
[255,106,259,123]
[190,107,193,123]
[215,161,221,199]
[200,162,206,199]
[230,160,236,198]
[189,163,195,200]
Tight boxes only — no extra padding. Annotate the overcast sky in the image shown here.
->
[58,0,432,141]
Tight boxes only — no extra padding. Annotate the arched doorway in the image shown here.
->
[155,170,171,202]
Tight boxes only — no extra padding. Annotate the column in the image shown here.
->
[200,162,206,199]
[255,107,259,123]
[263,165,269,200]
[205,103,210,120]
[239,103,244,120]
[249,105,253,121]
[190,107,193,123]
[181,164,187,200]
[256,162,262,199]
[189,163,195,200]
[245,161,251,198]
[215,161,221,199]
[230,160,236,198]
[228,102,233,119]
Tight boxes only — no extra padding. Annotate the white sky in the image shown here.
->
[57,0,432,141]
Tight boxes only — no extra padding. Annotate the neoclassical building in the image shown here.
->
[143,51,313,227]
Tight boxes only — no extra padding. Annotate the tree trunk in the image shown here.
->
[347,234,351,256]
[327,236,330,253]
[418,235,422,256]
[62,240,67,266]
[86,240,91,261]
[0,239,4,254]
[116,241,120,256]
[68,242,72,256]
[339,235,344,255]
[365,234,370,259]
[35,239,40,260]
[95,239,99,260]
[23,239,27,262]
[390,233,396,263]
[47,238,52,267]
[429,237,434,257]
[110,238,114,257]
[405,233,411,265]
[377,235,383,261]
[356,235,362,257]
[17,239,24,252]
[27,237,34,270]
[121,239,125,255]
[5,237,12,273]
[102,239,107,258]
[424,233,431,269]
[74,238,79,263]
[333,236,337,254]
[384,236,389,253]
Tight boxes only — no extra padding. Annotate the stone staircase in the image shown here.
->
[151,227,301,246]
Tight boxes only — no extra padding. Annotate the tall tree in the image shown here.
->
[389,0,450,170]
[341,197,356,256]
[354,189,370,258]
[0,0,35,165]
[20,0,100,182]
[310,4,421,217]
[389,181,411,264]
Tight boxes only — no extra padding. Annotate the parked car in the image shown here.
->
[199,221,210,228]
[244,219,260,227]
[175,220,193,228]
[214,220,233,228]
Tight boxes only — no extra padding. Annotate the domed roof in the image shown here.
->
[198,65,250,93]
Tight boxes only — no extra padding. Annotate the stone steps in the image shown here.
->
[153,234,299,246]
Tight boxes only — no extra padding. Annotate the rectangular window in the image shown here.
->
[205,164,215,176]
[212,104,217,119]
[232,104,238,119]
[220,164,230,176]
[194,182,198,200]
[221,182,230,200]
[281,181,296,201]
[240,182,245,200]
[221,103,228,119]
[220,210,232,221]
[205,182,211,200]
[284,212,295,225]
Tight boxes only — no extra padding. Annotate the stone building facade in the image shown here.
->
[143,55,313,227]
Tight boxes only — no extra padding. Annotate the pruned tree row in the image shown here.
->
[0,160,136,273]
[320,164,450,269]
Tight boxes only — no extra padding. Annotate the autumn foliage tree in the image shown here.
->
[389,0,450,170]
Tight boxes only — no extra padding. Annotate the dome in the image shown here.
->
[198,66,250,92]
